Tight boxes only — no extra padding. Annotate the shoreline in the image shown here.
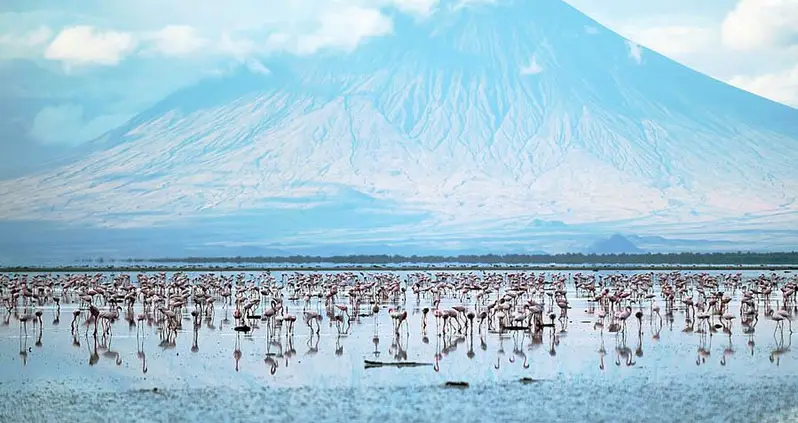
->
[1,264,796,273]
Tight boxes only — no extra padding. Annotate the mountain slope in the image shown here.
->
[1,0,797,259]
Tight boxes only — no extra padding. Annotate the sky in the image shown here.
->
[0,0,796,150]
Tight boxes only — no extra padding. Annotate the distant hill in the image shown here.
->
[587,234,643,254]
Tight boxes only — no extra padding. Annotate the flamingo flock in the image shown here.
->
[0,269,795,371]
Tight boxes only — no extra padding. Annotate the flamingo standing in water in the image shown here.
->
[18,313,31,336]
[372,304,380,335]
[335,304,350,332]
[283,312,297,336]
[774,309,792,332]
[70,309,81,333]
[88,305,100,336]
[136,313,146,337]
[635,309,644,335]
[304,311,321,334]
[618,306,632,334]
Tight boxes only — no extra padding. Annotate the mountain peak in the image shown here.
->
[587,234,643,255]
[1,0,797,259]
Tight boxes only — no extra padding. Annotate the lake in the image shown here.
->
[0,269,795,423]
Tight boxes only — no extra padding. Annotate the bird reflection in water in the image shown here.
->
[548,327,558,358]
[19,328,29,366]
[614,330,635,367]
[696,330,711,366]
[285,334,296,362]
[434,333,444,372]
[35,322,43,348]
[769,329,792,366]
[87,334,100,366]
[634,328,644,359]
[220,308,230,329]
[651,317,662,341]
[137,331,148,374]
[389,331,408,361]
[191,320,200,353]
[101,334,122,366]
[334,334,344,357]
[233,332,242,372]
[306,332,320,357]
[264,353,278,375]
[205,310,216,330]
[720,331,735,366]
[742,309,758,355]
[263,337,283,375]
[683,317,695,334]
[598,327,606,370]
[508,332,529,368]
[263,335,282,374]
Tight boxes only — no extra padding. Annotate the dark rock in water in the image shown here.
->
[364,360,432,368]
[519,377,540,384]
[443,381,469,388]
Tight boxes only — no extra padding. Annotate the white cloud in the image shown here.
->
[10,1,444,65]
[0,26,53,59]
[722,0,798,51]
[216,32,256,60]
[267,6,393,55]
[0,26,53,47]
[29,103,132,145]
[388,0,440,16]
[623,25,716,57]
[44,26,137,66]
[729,63,798,107]
[149,25,206,56]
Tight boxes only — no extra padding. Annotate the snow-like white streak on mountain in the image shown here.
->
[1,0,797,256]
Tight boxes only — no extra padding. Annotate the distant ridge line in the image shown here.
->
[3,251,797,272]
[130,251,798,265]
[1,264,796,273]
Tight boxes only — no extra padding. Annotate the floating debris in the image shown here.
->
[443,381,469,388]
[364,360,432,368]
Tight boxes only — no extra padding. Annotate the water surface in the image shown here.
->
[1,270,795,423]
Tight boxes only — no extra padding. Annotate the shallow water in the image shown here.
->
[1,270,796,423]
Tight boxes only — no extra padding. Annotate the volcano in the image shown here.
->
[1,0,797,260]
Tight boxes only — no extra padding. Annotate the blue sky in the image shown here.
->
[0,0,796,149]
